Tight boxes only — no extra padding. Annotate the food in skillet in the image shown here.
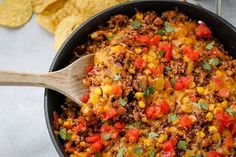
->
[53,10,236,157]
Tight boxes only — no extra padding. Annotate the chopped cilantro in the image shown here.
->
[131,20,141,29]
[202,61,212,71]
[59,128,71,140]
[156,29,165,36]
[177,140,187,150]
[192,102,208,110]
[168,114,178,123]
[117,147,125,157]
[149,150,155,157]
[119,98,127,106]
[209,58,220,66]
[226,108,236,116]
[113,74,121,81]
[144,87,156,98]
[164,22,174,33]
[148,132,158,139]
[170,78,175,86]
[165,66,171,73]
[102,133,110,141]
[129,121,141,129]
[134,147,142,156]
[95,152,101,157]
[205,41,215,50]
[217,138,222,146]
[159,50,165,57]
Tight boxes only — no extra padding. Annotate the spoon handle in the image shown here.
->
[0,71,59,89]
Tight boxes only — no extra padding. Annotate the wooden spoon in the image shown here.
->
[0,54,94,105]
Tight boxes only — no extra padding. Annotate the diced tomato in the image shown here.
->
[170,137,177,146]
[208,151,221,157]
[161,150,176,157]
[91,140,103,152]
[135,56,146,69]
[85,64,94,73]
[215,111,233,128]
[125,129,139,143]
[53,111,59,130]
[180,76,192,88]
[182,47,200,61]
[110,85,122,96]
[114,121,125,131]
[142,47,149,53]
[86,134,101,143]
[73,116,87,134]
[145,106,157,119]
[164,78,172,89]
[100,124,118,139]
[80,93,90,103]
[219,88,230,98]
[230,123,236,135]
[195,23,212,38]
[134,34,151,45]
[159,100,170,114]
[213,77,224,88]
[150,64,165,76]
[174,80,184,90]
[224,135,234,148]
[162,140,174,151]
[150,35,161,45]
[159,43,173,61]
[104,107,117,120]
[180,115,192,128]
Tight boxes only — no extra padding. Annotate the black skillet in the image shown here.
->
[44,1,236,156]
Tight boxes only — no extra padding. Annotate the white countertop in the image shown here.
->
[0,1,236,156]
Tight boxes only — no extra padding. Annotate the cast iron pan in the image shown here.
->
[44,0,236,156]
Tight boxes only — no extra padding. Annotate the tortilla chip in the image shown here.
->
[54,15,87,51]
[36,0,67,33]
[32,0,58,13]
[0,0,32,28]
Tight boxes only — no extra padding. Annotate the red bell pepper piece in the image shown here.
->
[208,151,221,157]
[125,129,139,143]
[219,88,230,98]
[110,85,122,96]
[91,140,103,152]
[135,56,146,69]
[159,100,170,114]
[86,134,101,143]
[159,43,173,61]
[180,115,192,128]
[104,107,117,120]
[80,93,90,103]
[182,47,200,61]
[150,35,161,45]
[195,23,212,38]
[85,64,94,73]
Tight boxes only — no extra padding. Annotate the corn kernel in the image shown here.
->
[90,94,99,105]
[139,101,146,108]
[206,112,213,121]
[197,87,205,95]
[142,54,147,61]
[215,70,223,76]
[169,126,177,133]
[136,12,143,20]
[162,36,168,40]
[93,87,102,96]
[182,96,189,104]
[141,116,148,122]
[135,47,142,54]
[197,131,205,138]
[102,85,111,94]
[214,107,223,114]
[103,105,110,112]
[128,67,135,74]
[184,150,195,157]
[221,100,228,109]
[182,105,191,113]
[58,118,63,125]
[148,63,155,69]
[189,115,197,122]
[80,141,86,147]
[106,32,113,38]
[157,134,166,143]
[143,138,151,146]
[90,32,98,39]
[147,55,155,63]
[189,81,196,89]
[209,104,215,111]
[143,69,151,75]
[63,121,71,128]
[208,126,217,133]
[212,132,220,142]
[135,92,144,99]
[183,55,190,62]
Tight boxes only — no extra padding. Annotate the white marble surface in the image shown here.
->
[0,1,236,157]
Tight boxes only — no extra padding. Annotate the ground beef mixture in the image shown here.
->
[53,10,236,157]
